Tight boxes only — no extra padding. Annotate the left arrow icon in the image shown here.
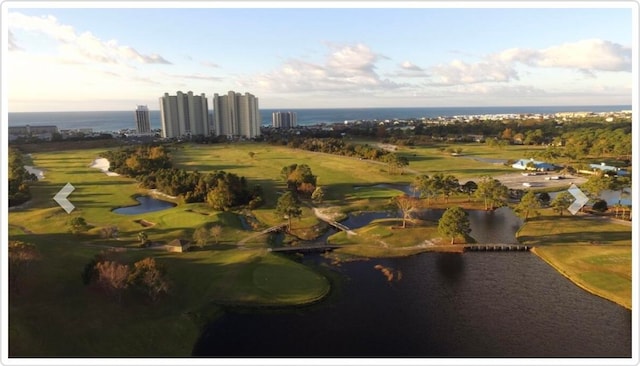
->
[54,182,75,214]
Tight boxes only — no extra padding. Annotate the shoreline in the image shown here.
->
[530,247,630,310]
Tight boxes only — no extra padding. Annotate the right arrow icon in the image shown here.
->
[54,182,75,214]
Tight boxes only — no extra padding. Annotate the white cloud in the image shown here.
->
[429,59,518,86]
[495,39,631,73]
[8,30,22,51]
[427,38,630,87]
[247,43,403,94]
[8,11,171,65]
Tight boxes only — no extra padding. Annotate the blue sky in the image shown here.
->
[4,2,636,112]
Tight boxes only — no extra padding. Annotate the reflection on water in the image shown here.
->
[193,252,631,357]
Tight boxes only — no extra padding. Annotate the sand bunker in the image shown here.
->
[90,158,120,176]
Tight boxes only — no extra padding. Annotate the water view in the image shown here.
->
[193,207,630,357]
[112,196,176,215]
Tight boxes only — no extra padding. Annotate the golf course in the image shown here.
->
[8,140,632,356]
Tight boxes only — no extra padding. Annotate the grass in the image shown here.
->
[9,140,633,355]
[7,147,331,356]
[518,209,631,309]
[327,218,465,258]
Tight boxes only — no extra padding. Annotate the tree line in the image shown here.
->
[101,145,263,210]
[8,148,38,207]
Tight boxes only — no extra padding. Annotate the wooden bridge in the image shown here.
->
[463,244,532,252]
[238,223,288,245]
[268,244,341,253]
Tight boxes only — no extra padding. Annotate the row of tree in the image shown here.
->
[8,148,37,207]
[102,145,263,210]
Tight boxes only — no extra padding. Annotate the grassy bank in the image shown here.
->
[517,210,632,309]
[328,218,467,258]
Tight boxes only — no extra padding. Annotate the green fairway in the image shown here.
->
[9,141,633,356]
[8,147,332,356]
[518,210,631,309]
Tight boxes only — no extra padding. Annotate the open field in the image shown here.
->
[7,146,332,356]
[517,209,632,309]
[8,141,633,355]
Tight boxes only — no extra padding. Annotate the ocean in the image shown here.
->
[7,105,631,133]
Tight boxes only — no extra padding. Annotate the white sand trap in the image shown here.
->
[24,166,45,180]
[90,158,120,176]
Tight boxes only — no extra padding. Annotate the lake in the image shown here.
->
[112,196,176,215]
[192,207,631,357]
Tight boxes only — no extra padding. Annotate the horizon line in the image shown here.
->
[8,104,633,114]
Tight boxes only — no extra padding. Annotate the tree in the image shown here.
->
[581,174,613,199]
[193,226,210,248]
[438,207,471,244]
[206,180,234,211]
[128,257,170,302]
[276,191,302,229]
[8,240,41,293]
[514,191,541,221]
[551,191,573,217]
[383,153,409,175]
[441,174,460,203]
[475,176,508,210]
[101,225,119,239]
[460,181,478,202]
[537,192,551,206]
[68,216,89,234]
[393,195,420,228]
[209,225,223,244]
[137,231,149,247]
[311,186,325,203]
[95,261,130,300]
[412,175,436,204]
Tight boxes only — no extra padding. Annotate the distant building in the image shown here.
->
[512,158,556,171]
[159,91,209,138]
[135,105,152,134]
[212,91,261,138]
[272,111,297,129]
[589,162,628,176]
[8,125,58,141]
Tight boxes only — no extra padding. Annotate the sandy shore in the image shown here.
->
[90,158,120,176]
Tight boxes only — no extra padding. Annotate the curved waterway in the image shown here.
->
[193,207,630,357]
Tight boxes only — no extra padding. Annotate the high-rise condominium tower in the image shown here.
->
[134,105,151,134]
[272,111,297,129]
[159,91,209,138]
[212,91,261,138]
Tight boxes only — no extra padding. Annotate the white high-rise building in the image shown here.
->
[212,91,261,139]
[159,91,209,138]
[134,105,151,134]
[272,111,297,129]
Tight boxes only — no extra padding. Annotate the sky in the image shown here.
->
[2,1,636,112]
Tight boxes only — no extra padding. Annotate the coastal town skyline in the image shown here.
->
[4,2,635,112]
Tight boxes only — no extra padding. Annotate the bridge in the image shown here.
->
[268,244,341,253]
[463,244,532,252]
[238,223,288,245]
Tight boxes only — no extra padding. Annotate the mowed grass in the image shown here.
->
[328,218,462,258]
[8,147,331,356]
[518,209,632,309]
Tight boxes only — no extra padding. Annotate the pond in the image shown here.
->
[192,201,630,358]
[193,251,631,357]
[112,195,176,215]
